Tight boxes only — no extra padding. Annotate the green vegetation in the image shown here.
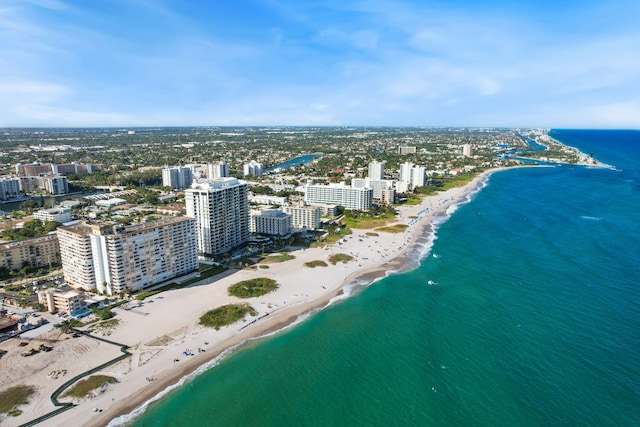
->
[415,172,479,195]
[228,278,279,298]
[91,306,113,320]
[342,205,396,229]
[0,385,35,417]
[0,219,61,241]
[259,265,270,269]
[365,232,379,236]
[199,303,257,330]
[304,260,328,268]
[310,226,352,248]
[328,253,354,265]
[375,224,409,233]
[404,196,423,205]
[61,375,117,399]
[259,252,295,264]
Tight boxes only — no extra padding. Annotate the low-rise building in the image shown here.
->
[33,208,72,224]
[38,289,84,315]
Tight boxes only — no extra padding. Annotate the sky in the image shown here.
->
[1,0,639,128]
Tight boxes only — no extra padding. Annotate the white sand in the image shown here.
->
[0,168,509,427]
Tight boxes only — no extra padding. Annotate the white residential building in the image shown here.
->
[304,183,372,211]
[243,160,263,177]
[368,161,385,181]
[351,178,396,202]
[398,146,417,154]
[33,208,72,224]
[0,176,21,201]
[185,177,249,257]
[208,161,230,180]
[398,162,426,190]
[249,195,288,206]
[57,217,198,295]
[462,144,473,157]
[283,206,321,230]
[250,209,292,236]
[40,175,69,195]
[162,166,193,190]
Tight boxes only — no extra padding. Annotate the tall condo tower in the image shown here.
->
[368,160,385,181]
[185,177,249,257]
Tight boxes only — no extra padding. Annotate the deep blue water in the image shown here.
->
[131,130,640,427]
[265,154,320,172]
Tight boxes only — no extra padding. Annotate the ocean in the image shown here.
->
[131,130,640,427]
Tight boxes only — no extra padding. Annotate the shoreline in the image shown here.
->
[3,159,599,427]
[96,168,503,427]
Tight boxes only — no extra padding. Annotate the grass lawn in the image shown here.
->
[228,278,279,298]
[0,385,35,417]
[199,303,257,330]
[61,375,117,399]
[342,212,395,229]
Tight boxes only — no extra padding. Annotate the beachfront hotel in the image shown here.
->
[185,177,250,257]
[57,217,198,295]
[304,183,373,211]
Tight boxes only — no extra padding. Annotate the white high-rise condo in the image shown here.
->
[398,162,426,190]
[56,217,198,296]
[368,161,385,181]
[162,166,194,190]
[243,160,263,177]
[208,161,230,179]
[304,183,373,211]
[185,178,249,257]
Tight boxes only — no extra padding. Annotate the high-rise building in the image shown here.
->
[398,162,426,190]
[368,161,385,181]
[351,178,395,201]
[185,178,249,257]
[208,161,230,179]
[304,183,372,211]
[0,176,21,201]
[40,175,69,195]
[162,166,193,190]
[243,160,263,177]
[57,217,198,295]
[462,144,473,157]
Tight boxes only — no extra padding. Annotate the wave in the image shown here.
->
[580,215,602,221]
[109,171,496,426]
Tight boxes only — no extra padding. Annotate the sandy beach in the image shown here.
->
[0,167,508,427]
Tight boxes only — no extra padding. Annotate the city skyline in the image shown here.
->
[1,0,639,128]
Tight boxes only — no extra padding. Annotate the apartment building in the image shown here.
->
[351,178,396,203]
[243,160,263,177]
[304,183,372,211]
[249,209,292,236]
[207,161,230,179]
[0,234,61,272]
[0,176,21,201]
[185,178,249,257]
[38,289,84,315]
[57,217,198,295]
[33,208,72,224]
[283,206,321,230]
[162,166,193,190]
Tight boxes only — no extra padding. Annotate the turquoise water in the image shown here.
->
[132,130,640,427]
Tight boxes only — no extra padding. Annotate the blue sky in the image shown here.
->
[1,0,639,128]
